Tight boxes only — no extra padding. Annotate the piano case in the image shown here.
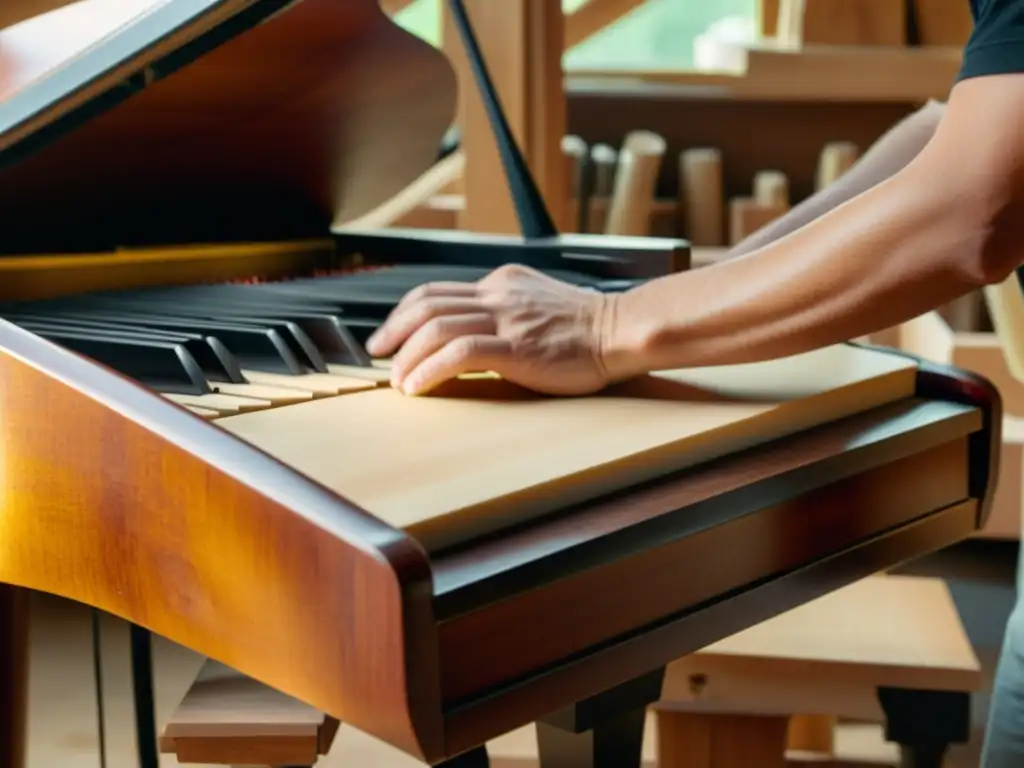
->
[0,1,1003,766]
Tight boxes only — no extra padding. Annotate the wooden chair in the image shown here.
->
[653,574,982,768]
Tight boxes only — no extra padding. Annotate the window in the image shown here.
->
[392,0,756,70]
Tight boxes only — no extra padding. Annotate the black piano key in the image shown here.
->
[95,293,367,367]
[17,327,209,395]
[31,309,305,375]
[4,313,245,383]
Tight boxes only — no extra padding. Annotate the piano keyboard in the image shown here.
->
[0,263,638,418]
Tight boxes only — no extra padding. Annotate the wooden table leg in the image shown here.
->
[0,584,29,768]
[535,668,665,768]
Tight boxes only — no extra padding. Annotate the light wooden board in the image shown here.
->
[217,345,918,551]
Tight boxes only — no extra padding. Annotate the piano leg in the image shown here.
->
[0,584,28,768]
[437,746,490,766]
[534,668,666,768]
[877,687,971,768]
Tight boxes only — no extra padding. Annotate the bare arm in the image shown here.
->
[727,99,946,259]
[603,76,1024,375]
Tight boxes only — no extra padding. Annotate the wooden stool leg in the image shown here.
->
[657,710,788,768]
[878,687,971,768]
[0,584,29,768]
[536,668,664,768]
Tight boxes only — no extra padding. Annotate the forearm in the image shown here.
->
[607,156,1008,373]
[728,100,946,259]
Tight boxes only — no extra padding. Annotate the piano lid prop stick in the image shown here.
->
[678,147,724,247]
[445,0,558,240]
[816,141,860,191]
[604,130,667,237]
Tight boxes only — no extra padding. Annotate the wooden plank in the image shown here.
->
[802,0,907,47]
[564,0,647,49]
[219,345,918,551]
[659,575,982,718]
[160,660,340,766]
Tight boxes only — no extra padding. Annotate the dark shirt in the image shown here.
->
[960,0,1024,79]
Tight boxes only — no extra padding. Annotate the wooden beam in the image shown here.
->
[379,0,416,15]
[565,0,647,50]
[443,0,569,234]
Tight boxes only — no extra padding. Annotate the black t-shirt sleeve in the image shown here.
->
[959,0,1024,81]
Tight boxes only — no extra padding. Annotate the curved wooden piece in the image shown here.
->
[0,0,456,254]
[0,320,445,762]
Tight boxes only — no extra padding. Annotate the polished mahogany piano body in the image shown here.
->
[0,1,1002,766]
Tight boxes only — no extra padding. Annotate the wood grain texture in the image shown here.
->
[160,659,341,765]
[438,437,970,703]
[0,320,445,762]
[0,0,456,254]
[218,345,917,551]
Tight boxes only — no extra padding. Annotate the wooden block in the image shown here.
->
[679,148,724,247]
[159,660,340,766]
[657,710,789,768]
[816,141,860,190]
[753,169,790,208]
[728,196,787,245]
[802,0,906,47]
[914,0,973,46]
[777,0,807,47]
[605,130,667,236]
[787,714,835,754]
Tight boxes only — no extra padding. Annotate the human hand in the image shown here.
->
[365,263,619,396]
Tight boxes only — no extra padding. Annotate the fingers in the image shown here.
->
[400,335,515,396]
[390,313,496,387]
[366,294,481,357]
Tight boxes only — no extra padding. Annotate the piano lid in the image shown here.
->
[0,0,456,254]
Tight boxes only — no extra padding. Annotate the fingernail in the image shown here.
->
[366,332,380,351]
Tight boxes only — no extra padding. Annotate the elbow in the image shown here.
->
[950,187,1024,289]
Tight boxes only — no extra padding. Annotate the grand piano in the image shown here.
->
[0,0,1002,766]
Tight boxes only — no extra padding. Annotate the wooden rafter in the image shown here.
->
[379,0,416,16]
[564,0,647,50]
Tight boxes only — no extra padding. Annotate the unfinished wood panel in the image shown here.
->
[660,576,982,716]
[914,0,974,46]
[219,345,917,551]
[564,0,648,49]
[658,711,789,768]
[0,0,77,29]
[802,0,907,46]
[759,0,781,37]
[160,660,340,766]
[444,0,568,234]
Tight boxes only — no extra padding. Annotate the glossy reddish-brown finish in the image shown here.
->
[0,320,445,762]
[0,0,456,253]
[438,438,970,702]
